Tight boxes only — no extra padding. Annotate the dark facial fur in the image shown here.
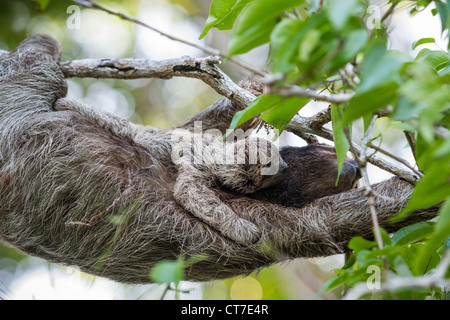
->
[250,144,361,208]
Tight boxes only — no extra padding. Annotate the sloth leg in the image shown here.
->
[173,162,262,245]
[54,98,141,141]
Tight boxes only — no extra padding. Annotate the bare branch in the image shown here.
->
[0,48,421,184]
[367,142,423,178]
[268,85,353,104]
[70,0,266,77]
[285,113,419,184]
[71,0,220,57]
[60,56,256,108]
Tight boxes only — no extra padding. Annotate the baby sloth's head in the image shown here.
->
[249,143,362,208]
[216,137,288,194]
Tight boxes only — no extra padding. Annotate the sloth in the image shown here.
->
[0,35,438,284]
[55,89,289,245]
[171,134,288,244]
[251,143,361,208]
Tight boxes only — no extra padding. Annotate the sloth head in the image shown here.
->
[216,137,288,194]
[250,143,362,207]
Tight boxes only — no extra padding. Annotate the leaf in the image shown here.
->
[420,50,449,71]
[328,0,359,30]
[434,198,450,236]
[392,256,413,277]
[331,104,351,184]
[314,267,368,298]
[33,0,51,10]
[227,0,305,56]
[259,96,310,132]
[228,94,278,131]
[149,257,185,285]
[348,236,376,252]
[391,222,435,246]
[343,81,399,124]
[269,19,306,74]
[327,28,369,73]
[199,0,254,39]
[396,165,450,219]
[358,50,409,93]
[227,94,309,135]
[435,0,449,34]
[412,37,435,50]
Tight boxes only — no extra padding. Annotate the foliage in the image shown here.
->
[201,0,450,299]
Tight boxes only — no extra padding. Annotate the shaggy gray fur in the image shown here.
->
[0,35,438,284]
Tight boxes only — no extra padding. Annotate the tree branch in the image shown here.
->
[0,50,420,183]
[59,56,256,108]
[268,85,353,104]
[70,0,266,77]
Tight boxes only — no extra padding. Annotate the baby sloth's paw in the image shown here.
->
[225,218,262,245]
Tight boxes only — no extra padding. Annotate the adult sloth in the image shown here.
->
[0,35,437,284]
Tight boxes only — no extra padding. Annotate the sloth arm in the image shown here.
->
[173,160,262,244]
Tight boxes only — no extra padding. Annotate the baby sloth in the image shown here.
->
[251,143,362,208]
[172,132,287,244]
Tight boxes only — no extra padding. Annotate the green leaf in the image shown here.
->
[228,94,277,131]
[328,28,369,73]
[150,257,185,285]
[412,37,435,50]
[348,236,376,252]
[343,45,409,123]
[358,50,409,93]
[392,256,413,277]
[33,0,51,10]
[435,0,449,34]
[228,94,309,135]
[259,96,310,132]
[412,200,449,275]
[314,267,368,298]
[199,0,254,39]
[343,81,399,124]
[435,198,450,236]
[391,222,435,246]
[269,19,306,74]
[227,0,305,56]
[398,166,450,218]
[331,104,351,184]
[328,0,359,30]
[419,50,449,71]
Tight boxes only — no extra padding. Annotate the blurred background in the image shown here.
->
[0,0,447,300]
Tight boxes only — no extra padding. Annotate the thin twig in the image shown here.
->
[404,131,417,161]
[71,0,220,56]
[71,0,266,77]
[345,115,385,250]
[159,284,170,300]
[268,85,353,104]
[381,1,399,23]
[367,142,423,178]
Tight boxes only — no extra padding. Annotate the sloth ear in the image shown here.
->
[16,34,62,62]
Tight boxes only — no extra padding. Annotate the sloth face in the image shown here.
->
[250,143,362,208]
[216,137,288,194]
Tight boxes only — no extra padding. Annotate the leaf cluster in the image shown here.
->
[200,0,450,299]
